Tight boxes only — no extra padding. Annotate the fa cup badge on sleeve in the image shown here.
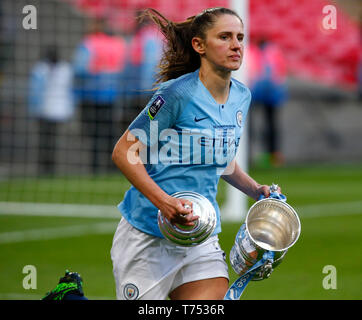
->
[225,184,301,300]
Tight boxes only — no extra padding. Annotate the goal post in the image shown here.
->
[221,0,249,222]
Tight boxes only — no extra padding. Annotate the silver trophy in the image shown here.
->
[230,184,301,280]
[158,191,217,246]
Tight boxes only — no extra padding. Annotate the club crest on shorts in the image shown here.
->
[236,110,243,127]
[123,283,139,300]
[148,95,165,120]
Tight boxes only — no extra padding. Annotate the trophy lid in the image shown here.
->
[158,191,217,246]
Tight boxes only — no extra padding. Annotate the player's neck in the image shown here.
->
[198,64,231,105]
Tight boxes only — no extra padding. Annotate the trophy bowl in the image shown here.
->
[157,191,217,246]
[246,198,301,252]
[230,189,301,280]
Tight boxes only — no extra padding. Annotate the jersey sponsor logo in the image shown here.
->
[123,283,139,300]
[130,122,241,173]
[194,116,208,123]
[148,95,165,120]
[236,110,243,127]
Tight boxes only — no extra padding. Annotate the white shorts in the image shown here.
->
[110,218,229,300]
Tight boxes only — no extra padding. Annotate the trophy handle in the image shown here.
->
[258,183,287,202]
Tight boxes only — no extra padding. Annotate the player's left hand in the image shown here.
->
[254,184,282,201]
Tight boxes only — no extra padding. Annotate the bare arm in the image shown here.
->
[112,130,198,225]
[221,159,273,201]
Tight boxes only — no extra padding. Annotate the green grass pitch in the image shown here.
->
[0,163,361,300]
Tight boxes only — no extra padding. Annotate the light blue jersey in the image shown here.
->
[118,69,251,237]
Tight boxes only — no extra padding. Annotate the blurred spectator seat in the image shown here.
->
[64,0,360,89]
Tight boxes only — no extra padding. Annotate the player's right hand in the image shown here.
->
[159,196,199,226]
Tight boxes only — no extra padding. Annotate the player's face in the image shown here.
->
[202,14,244,72]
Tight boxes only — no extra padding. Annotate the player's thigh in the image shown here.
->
[169,277,228,300]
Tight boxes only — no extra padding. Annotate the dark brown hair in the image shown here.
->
[139,7,243,84]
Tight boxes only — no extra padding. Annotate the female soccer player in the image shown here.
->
[111,7,274,300]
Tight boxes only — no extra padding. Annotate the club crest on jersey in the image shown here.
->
[148,95,165,120]
[236,110,243,127]
[123,283,139,300]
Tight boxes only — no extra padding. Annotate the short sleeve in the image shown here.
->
[128,83,183,147]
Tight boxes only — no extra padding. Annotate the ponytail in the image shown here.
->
[139,8,243,84]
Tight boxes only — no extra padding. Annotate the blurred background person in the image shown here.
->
[72,18,127,173]
[358,33,362,101]
[248,38,288,167]
[128,10,163,95]
[28,45,74,175]
[120,11,163,135]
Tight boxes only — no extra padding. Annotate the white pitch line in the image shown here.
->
[0,221,117,244]
[2,200,361,219]
[0,200,361,244]
[0,201,120,219]
[295,200,362,218]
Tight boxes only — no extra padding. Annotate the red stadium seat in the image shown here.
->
[64,0,360,89]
